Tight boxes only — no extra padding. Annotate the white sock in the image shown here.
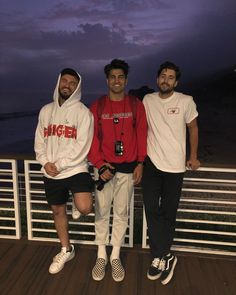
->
[111,246,120,260]
[97,245,107,260]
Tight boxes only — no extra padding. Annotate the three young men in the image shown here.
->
[35,61,200,285]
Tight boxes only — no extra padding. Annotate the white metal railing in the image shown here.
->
[0,159,21,239]
[24,160,134,247]
[142,167,236,256]
[1,158,236,256]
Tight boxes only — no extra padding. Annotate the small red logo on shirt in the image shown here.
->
[167,108,180,114]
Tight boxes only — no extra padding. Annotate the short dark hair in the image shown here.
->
[157,61,181,80]
[60,68,80,82]
[104,59,129,78]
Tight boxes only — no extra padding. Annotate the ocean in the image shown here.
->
[0,112,38,154]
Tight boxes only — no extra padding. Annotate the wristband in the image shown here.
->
[98,165,108,175]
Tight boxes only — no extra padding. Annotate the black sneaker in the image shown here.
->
[147,257,162,280]
[159,253,177,285]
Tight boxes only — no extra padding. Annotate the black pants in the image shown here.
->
[142,157,184,258]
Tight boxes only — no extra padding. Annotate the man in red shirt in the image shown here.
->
[88,59,147,282]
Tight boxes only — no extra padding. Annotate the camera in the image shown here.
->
[95,165,116,191]
[114,140,124,156]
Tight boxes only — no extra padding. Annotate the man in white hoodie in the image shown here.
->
[34,68,94,274]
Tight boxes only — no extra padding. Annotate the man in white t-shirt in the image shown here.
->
[142,61,200,285]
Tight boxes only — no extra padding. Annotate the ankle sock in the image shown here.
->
[98,245,107,260]
[111,246,120,260]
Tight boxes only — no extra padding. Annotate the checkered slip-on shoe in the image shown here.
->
[92,258,107,281]
[110,258,125,282]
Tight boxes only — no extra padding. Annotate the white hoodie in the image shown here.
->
[34,72,94,179]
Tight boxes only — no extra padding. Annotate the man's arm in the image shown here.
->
[133,100,147,185]
[186,118,200,170]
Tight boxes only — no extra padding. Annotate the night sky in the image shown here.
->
[1,0,236,113]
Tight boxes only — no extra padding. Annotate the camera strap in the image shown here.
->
[109,97,126,142]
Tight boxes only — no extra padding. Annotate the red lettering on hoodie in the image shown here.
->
[44,124,77,139]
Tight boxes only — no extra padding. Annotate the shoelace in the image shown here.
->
[158,258,166,271]
[54,251,67,263]
[152,258,160,268]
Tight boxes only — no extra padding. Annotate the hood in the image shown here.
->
[53,71,82,107]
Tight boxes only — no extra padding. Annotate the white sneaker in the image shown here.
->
[49,245,75,274]
[72,198,81,220]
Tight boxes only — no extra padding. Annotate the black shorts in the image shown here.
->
[43,172,94,205]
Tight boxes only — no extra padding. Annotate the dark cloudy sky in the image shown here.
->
[1,0,236,113]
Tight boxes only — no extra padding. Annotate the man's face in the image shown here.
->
[107,69,127,95]
[59,74,79,100]
[157,68,178,95]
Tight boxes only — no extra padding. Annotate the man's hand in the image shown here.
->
[44,162,60,177]
[99,163,115,181]
[186,158,200,170]
[133,163,143,185]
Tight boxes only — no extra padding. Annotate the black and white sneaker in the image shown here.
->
[159,253,177,285]
[147,257,162,280]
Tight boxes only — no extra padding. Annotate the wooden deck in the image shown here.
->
[0,238,235,295]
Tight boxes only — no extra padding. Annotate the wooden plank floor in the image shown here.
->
[0,238,236,295]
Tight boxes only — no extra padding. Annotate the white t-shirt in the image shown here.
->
[143,91,198,173]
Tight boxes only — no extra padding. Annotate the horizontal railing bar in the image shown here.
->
[175,228,236,236]
[176,219,236,226]
[0,188,14,192]
[192,167,236,173]
[28,190,45,194]
[0,179,13,182]
[0,217,15,221]
[0,226,16,230]
[0,208,15,211]
[173,238,236,246]
[182,188,236,194]
[171,246,236,256]
[184,178,236,183]
[30,200,48,204]
[180,198,236,205]
[178,209,236,215]
[0,169,13,173]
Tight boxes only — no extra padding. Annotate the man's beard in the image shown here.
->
[59,89,71,101]
[159,83,174,95]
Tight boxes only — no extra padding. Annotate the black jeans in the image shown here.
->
[142,157,184,258]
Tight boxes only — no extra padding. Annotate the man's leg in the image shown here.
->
[142,157,163,258]
[142,157,166,280]
[92,169,113,281]
[71,172,94,219]
[152,171,183,285]
[51,204,70,248]
[73,192,93,215]
[160,172,184,255]
[110,172,133,282]
[48,203,75,274]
